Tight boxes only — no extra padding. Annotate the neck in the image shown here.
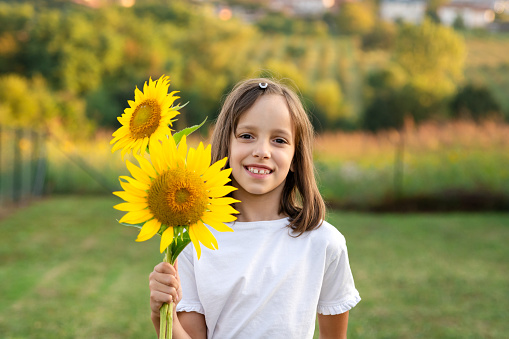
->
[232,184,286,223]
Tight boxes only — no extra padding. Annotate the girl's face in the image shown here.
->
[229,94,295,201]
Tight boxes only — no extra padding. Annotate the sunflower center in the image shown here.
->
[130,99,162,139]
[147,167,208,227]
[175,188,191,204]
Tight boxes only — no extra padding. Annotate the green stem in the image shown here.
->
[160,246,175,339]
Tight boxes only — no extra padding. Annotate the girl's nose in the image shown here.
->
[252,142,270,159]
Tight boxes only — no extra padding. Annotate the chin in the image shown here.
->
[244,187,270,195]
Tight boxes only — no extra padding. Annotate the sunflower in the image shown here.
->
[113,135,239,258]
[111,75,181,158]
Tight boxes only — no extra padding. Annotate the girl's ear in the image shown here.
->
[290,160,295,172]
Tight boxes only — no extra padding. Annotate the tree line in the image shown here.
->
[0,0,504,137]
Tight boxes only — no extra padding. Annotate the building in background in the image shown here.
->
[380,0,427,24]
[72,0,135,7]
[438,2,495,28]
[268,0,338,16]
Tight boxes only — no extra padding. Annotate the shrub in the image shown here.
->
[451,84,502,121]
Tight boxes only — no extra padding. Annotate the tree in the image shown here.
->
[394,20,465,85]
[363,20,467,131]
[336,2,375,35]
[0,74,92,135]
[312,79,346,128]
[361,20,397,51]
[392,20,465,119]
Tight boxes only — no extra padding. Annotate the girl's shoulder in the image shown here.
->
[309,220,346,242]
[302,220,348,256]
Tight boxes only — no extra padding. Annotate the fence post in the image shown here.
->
[0,125,2,201]
[33,130,47,197]
[13,128,22,203]
[394,129,405,200]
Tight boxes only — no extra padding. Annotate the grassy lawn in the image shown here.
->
[1,196,507,338]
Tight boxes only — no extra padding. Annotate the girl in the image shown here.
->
[149,78,360,338]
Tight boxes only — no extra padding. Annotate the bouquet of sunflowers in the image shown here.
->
[111,75,239,339]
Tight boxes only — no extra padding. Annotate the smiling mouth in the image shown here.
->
[246,166,272,175]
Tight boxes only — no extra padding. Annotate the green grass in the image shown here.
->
[1,196,508,338]
[328,212,508,339]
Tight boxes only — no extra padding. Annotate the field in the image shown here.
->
[0,196,507,338]
[314,119,509,210]
[34,119,509,212]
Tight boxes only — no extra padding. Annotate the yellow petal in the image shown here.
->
[201,213,234,232]
[119,210,152,224]
[205,168,232,189]
[164,91,180,108]
[186,147,198,173]
[111,136,130,152]
[132,139,144,155]
[208,185,237,198]
[111,125,129,139]
[207,204,239,215]
[209,197,240,206]
[202,211,237,223]
[177,134,187,165]
[134,86,144,103]
[136,218,161,242]
[119,176,149,191]
[119,179,146,197]
[188,143,204,174]
[196,144,212,176]
[193,220,218,250]
[149,138,165,174]
[120,141,134,160]
[139,137,150,156]
[113,191,146,203]
[126,160,151,185]
[134,154,157,179]
[114,202,148,212]
[162,135,178,170]
[189,226,202,259]
[160,227,175,253]
[202,157,227,182]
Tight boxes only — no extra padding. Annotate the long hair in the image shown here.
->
[210,78,325,234]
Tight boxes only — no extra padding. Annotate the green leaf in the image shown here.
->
[119,221,143,229]
[169,229,192,264]
[171,101,189,112]
[172,117,208,145]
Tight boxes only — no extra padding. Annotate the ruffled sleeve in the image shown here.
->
[175,246,205,315]
[317,293,361,315]
[317,234,361,315]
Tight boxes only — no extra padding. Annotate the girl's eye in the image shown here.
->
[274,138,287,144]
[239,134,252,139]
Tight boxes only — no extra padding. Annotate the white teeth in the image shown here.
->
[248,167,270,174]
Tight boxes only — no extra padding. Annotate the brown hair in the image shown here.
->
[210,78,325,234]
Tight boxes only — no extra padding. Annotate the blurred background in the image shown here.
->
[0,0,508,338]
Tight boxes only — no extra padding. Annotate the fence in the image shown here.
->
[0,126,47,206]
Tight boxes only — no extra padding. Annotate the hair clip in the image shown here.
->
[259,82,268,89]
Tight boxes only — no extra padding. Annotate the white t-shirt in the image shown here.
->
[176,218,361,339]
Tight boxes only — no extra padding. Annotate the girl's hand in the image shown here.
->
[149,261,182,319]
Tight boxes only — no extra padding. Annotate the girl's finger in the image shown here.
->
[150,289,178,311]
[154,262,177,276]
[151,271,179,288]
[150,279,171,294]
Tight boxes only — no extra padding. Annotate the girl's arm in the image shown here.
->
[317,311,349,339]
[149,262,207,339]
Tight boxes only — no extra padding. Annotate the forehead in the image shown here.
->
[235,94,294,134]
